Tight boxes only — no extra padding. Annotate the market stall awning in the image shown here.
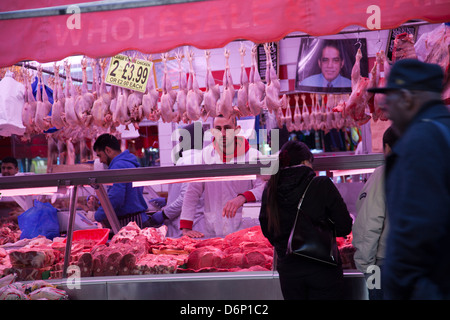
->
[1,0,450,68]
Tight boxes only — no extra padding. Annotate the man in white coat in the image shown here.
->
[180,115,266,238]
[352,126,399,300]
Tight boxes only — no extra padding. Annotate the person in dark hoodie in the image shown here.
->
[93,133,149,228]
[259,140,352,300]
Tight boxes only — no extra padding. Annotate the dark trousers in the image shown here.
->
[277,256,345,300]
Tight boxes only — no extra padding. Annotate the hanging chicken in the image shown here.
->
[21,68,37,139]
[293,94,302,131]
[127,55,145,127]
[185,50,203,122]
[34,65,53,132]
[236,44,251,117]
[50,63,66,129]
[173,52,188,123]
[263,43,286,114]
[300,94,311,131]
[141,55,160,122]
[248,45,265,116]
[216,48,236,119]
[63,61,81,128]
[159,52,177,123]
[202,50,220,120]
[113,86,132,127]
[74,58,95,126]
[93,59,114,128]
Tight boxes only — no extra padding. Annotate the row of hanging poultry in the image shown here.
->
[21,43,392,148]
[279,48,391,134]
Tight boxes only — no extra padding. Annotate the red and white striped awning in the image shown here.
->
[1,0,449,68]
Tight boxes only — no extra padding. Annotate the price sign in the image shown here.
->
[105,54,152,93]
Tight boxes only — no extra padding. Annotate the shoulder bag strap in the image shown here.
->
[291,177,315,229]
[297,177,315,210]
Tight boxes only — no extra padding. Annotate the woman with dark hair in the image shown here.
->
[259,141,352,299]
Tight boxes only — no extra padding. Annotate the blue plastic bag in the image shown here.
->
[18,200,60,240]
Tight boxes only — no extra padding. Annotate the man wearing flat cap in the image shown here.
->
[368,59,450,299]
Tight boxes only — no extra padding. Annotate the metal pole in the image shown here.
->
[62,185,78,278]
[94,183,121,234]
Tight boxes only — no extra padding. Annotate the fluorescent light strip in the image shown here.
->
[330,168,376,177]
[133,175,257,187]
[0,186,58,197]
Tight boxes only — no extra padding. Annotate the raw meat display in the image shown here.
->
[392,32,417,62]
[0,221,358,283]
[415,24,450,102]
[0,278,68,300]
[333,48,374,125]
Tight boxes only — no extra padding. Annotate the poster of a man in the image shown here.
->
[296,38,368,93]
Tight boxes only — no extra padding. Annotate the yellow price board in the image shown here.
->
[105,54,152,93]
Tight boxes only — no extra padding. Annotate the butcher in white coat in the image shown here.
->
[159,122,205,237]
[180,115,266,238]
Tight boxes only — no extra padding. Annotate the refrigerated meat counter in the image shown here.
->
[0,154,383,300]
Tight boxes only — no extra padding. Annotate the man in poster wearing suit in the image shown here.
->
[299,41,351,89]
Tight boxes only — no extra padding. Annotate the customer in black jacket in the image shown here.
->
[259,141,352,300]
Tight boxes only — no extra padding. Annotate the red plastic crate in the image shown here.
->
[64,228,110,249]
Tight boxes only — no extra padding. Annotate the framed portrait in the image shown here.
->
[295,38,368,93]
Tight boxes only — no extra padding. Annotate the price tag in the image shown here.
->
[105,54,152,93]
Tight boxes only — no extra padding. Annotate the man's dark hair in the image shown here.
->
[93,134,121,152]
[320,40,342,60]
[1,156,18,168]
[215,114,237,127]
[383,126,400,149]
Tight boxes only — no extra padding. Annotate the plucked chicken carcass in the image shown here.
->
[113,86,132,127]
[216,49,236,119]
[63,61,81,128]
[127,56,145,127]
[392,32,417,62]
[263,43,286,114]
[309,93,318,131]
[34,66,53,132]
[236,44,251,117]
[333,94,348,130]
[160,52,177,123]
[21,69,37,139]
[248,45,265,116]
[325,94,335,133]
[293,95,302,131]
[141,55,160,122]
[92,59,114,128]
[74,58,95,126]
[300,94,311,131]
[316,94,327,132]
[283,96,294,132]
[174,52,188,123]
[202,50,220,120]
[50,63,66,129]
[275,103,285,129]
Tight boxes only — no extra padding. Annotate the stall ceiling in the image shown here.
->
[1,0,449,68]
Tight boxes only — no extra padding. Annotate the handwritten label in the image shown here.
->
[105,54,152,93]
